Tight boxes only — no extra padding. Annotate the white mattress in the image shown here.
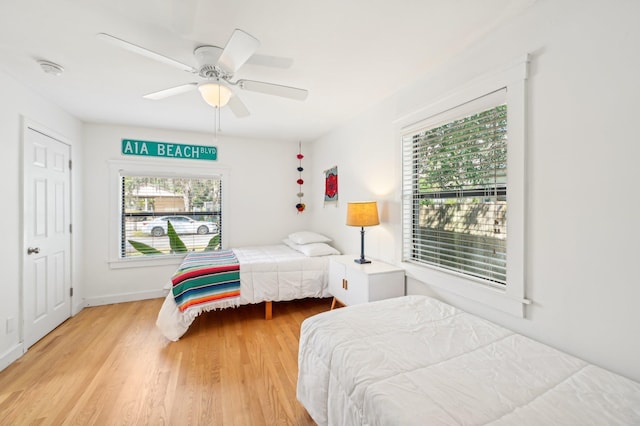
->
[297,295,640,425]
[156,244,332,341]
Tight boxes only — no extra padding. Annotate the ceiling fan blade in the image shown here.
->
[96,33,197,73]
[143,83,198,100]
[247,54,293,69]
[217,29,260,74]
[237,79,308,101]
[227,96,250,118]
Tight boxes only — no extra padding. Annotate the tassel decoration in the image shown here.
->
[296,142,305,212]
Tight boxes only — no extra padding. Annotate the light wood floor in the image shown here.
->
[0,297,331,425]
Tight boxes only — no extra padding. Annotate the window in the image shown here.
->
[402,96,507,285]
[398,56,528,316]
[109,160,228,266]
[120,176,222,258]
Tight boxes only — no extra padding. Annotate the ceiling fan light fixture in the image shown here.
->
[198,82,232,108]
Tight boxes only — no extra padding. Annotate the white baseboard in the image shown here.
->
[83,289,167,307]
[72,300,85,316]
[0,343,25,373]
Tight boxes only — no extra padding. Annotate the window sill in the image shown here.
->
[108,255,184,270]
[401,261,530,317]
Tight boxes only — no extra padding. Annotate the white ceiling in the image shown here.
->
[0,0,535,141]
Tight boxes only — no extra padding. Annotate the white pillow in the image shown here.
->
[288,231,332,245]
[283,239,340,256]
[296,242,340,257]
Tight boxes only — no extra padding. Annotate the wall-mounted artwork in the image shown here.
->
[324,166,338,206]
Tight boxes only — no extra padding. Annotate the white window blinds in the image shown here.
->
[120,176,222,258]
[402,90,508,285]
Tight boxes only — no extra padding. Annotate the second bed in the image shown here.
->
[156,243,336,341]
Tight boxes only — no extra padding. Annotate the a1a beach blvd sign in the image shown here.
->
[121,139,217,161]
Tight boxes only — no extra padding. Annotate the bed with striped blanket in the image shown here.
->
[156,244,333,341]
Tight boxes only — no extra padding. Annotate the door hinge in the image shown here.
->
[69,223,72,233]
[69,159,72,170]
[70,287,74,297]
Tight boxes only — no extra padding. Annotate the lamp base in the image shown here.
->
[355,226,372,264]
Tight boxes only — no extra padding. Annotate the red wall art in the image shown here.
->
[324,166,338,206]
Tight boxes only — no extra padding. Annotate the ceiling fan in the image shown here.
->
[96,29,308,118]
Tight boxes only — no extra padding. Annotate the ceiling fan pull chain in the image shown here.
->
[217,88,222,133]
[213,108,218,141]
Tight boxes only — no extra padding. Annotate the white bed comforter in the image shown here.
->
[157,244,332,341]
[233,244,331,304]
[297,295,640,426]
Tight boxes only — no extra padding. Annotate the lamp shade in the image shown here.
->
[198,82,233,107]
[346,201,380,227]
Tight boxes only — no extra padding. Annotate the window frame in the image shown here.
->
[396,55,529,317]
[108,159,229,269]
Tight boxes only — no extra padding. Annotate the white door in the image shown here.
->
[23,126,72,348]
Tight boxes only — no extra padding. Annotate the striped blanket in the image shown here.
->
[171,250,241,318]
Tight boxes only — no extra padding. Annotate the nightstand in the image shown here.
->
[329,255,405,308]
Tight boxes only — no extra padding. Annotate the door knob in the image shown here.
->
[27,247,40,255]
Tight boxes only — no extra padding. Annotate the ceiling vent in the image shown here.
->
[37,60,64,76]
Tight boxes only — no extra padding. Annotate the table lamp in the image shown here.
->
[346,201,380,264]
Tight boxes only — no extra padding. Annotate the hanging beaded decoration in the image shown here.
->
[295,141,305,212]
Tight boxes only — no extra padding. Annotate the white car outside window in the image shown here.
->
[141,215,218,237]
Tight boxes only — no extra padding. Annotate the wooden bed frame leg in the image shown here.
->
[265,301,272,320]
[330,297,344,310]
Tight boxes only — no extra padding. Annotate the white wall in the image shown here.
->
[81,124,312,304]
[0,70,83,371]
[308,0,640,382]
